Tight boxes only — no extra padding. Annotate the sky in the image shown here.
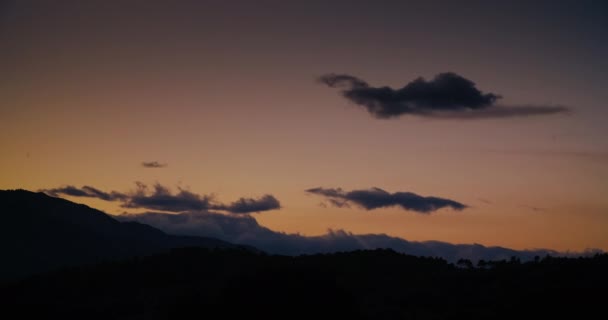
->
[1,0,607,253]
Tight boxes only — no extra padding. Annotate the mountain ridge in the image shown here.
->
[0,189,249,281]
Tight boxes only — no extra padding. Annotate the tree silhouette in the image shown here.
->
[457,258,474,269]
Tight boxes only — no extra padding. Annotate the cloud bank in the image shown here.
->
[319,72,569,119]
[306,187,466,213]
[41,183,280,215]
[116,210,578,262]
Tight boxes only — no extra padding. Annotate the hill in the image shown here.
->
[0,189,246,280]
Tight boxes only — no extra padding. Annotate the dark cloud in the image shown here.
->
[213,195,281,214]
[306,187,466,213]
[432,105,570,119]
[42,183,280,214]
[42,185,88,197]
[327,198,350,208]
[81,186,128,201]
[141,161,167,168]
[319,72,569,119]
[478,198,492,205]
[117,210,576,262]
[122,183,212,212]
[42,185,127,201]
[519,204,546,212]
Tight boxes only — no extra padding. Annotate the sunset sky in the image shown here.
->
[1,1,607,252]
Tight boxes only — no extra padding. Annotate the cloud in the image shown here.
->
[477,198,492,205]
[481,149,608,163]
[141,161,167,168]
[432,105,569,119]
[306,187,466,213]
[116,210,573,262]
[41,183,280,214]
[319,72,569,119]
[213,195,281,214]
[80,186,128,201]
[42,185,127,201]
[122,183,212,212]
[519,204,546,212]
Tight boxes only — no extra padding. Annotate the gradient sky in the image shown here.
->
[1,0,607,252]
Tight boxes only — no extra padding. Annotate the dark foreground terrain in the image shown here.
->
[2,248,606,320]
[0,190,250,281]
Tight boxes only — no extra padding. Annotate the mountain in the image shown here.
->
[120,211,571,262]
[2,189,607,319]
[0,189,247,281]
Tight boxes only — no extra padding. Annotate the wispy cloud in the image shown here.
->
[477,198,492,205]
[519,204,546,212]
[480,149,608,163]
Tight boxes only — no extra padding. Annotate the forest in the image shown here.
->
[2,247,606,319]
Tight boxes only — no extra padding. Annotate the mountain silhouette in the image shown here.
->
[2,190,607,319]
[0,189,248,281]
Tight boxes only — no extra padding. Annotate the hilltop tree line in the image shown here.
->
[2,248,606,319]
